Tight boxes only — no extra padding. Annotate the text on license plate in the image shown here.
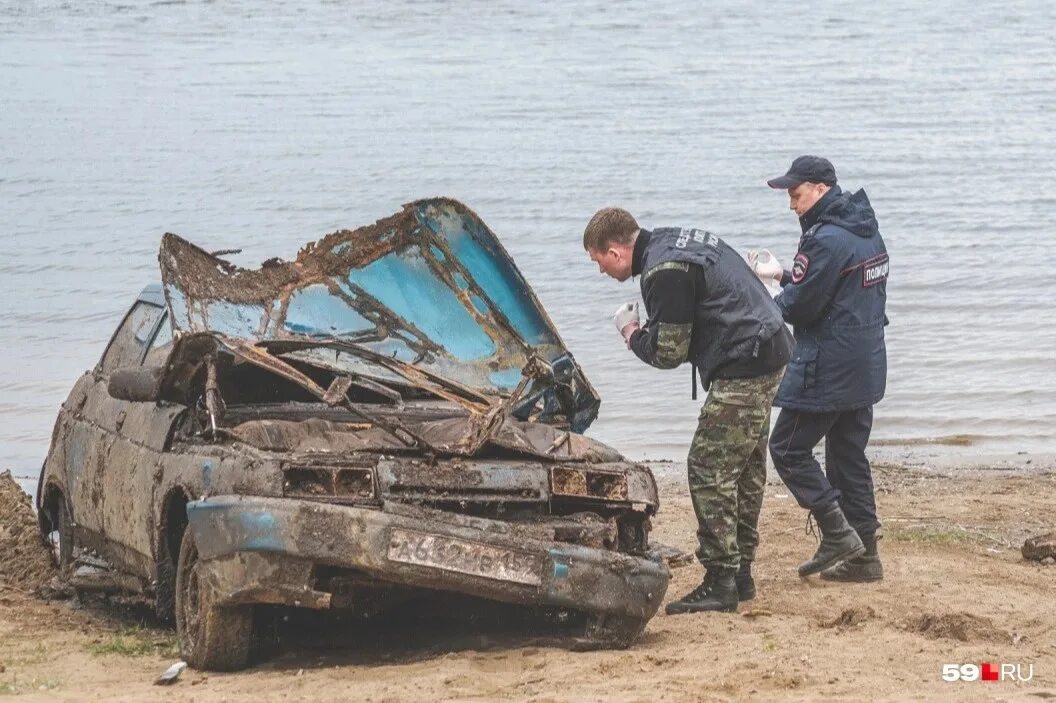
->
[387,528,542,586]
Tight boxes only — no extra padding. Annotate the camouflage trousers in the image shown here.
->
[687,367,784,572]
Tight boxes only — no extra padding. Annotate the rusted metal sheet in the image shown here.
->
[159,198,600,433]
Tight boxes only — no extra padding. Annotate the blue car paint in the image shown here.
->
[548,548,571,580]
[186,500,286,553]
[158,198,601,432]
[348,252,497,361]
[284,283,373,338]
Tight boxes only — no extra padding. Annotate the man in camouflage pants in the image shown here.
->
[584,207,792,614]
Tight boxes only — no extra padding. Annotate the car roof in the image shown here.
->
[138,283,165,307]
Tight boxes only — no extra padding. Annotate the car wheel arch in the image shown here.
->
[155,485,192,622]
[37,482,74,571]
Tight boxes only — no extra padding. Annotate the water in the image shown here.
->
[2,1,1054,477]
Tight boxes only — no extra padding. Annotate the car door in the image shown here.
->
[60,301,165,550]
[70,300,168,571]
[98,308,187,572]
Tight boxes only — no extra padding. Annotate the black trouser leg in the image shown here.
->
[768,409,840,510]
[824,406,880,536]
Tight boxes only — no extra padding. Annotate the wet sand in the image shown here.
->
[2,461,1055,702]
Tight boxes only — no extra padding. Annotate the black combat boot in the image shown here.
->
[798,502,865,577]
[735,560,755,601]
[665,569,738,614]
[821,532,884,582]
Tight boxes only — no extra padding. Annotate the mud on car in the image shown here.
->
[37,198,670,670]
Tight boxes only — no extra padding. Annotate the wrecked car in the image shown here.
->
[36,198,669,670]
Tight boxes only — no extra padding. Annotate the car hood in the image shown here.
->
[159,198,599,433]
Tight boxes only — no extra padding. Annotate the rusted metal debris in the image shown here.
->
[159,198,600,438]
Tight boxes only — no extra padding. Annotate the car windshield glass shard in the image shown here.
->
[159,198,600,431]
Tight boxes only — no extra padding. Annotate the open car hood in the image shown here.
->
[159,198,599,433]
[138,332,620,463]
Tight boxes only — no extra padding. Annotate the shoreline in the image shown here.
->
[2,461,1055,701]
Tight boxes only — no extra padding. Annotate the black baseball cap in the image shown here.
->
[767,155,837,189]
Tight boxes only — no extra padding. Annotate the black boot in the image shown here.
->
[735,561,755,602]
[821,532,884,582]
[665,569,738,614]
[798,503,865,577]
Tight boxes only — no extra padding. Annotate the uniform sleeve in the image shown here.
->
[774,234,846,326]
[628,263,696,369]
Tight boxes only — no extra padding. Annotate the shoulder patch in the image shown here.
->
[862,254,889,287]
[643,261,691,282]
[791,253,810,283]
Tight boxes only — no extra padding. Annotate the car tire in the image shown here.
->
[50,498,74,574]
[175,528,252,671]
[154,550,177,624]
[576,612,647,651]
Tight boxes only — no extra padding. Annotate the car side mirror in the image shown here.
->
[108,366,165,403]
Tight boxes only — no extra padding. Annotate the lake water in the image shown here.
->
[2,0,1054,485]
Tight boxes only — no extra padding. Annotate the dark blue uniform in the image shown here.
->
[768,186,889,538]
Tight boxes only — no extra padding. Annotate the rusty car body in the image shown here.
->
[36,198,669,670]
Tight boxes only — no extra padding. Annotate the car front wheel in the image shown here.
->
[175,528,252,671]
[575,612,648,651]
[46,496,74,574]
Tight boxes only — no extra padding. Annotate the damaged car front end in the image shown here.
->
[39,198,669,671]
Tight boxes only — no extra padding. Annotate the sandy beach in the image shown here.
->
[2,459,1054,702]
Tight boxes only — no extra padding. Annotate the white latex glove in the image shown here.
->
[748,248,783,282]
[613,302,640,341]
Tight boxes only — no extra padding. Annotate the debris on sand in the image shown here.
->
[904,612,1010,643]
[742,608,773,619]
[647,544,695,569]
[0,470,57,593]
[155,661,187,686]
[820,606,876,629]
[1022,533,1056,562]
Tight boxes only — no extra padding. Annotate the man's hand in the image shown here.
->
[613,302,640,344]
[748,249,783,282]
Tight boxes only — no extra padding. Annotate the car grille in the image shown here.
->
[282,465,376,503]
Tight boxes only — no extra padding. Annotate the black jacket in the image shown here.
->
[774,186,889,411]
[629,228,792,392]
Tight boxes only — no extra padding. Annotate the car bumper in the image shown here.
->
[185,495,669,621]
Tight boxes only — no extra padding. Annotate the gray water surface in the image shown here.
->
[2,1,1054,475]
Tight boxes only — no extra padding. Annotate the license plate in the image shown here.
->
[387,529,542,586]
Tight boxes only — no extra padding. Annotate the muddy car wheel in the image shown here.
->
[576,613,647,651]
[175,529,252,671]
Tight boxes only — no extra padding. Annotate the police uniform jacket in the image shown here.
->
[774,186,889,412]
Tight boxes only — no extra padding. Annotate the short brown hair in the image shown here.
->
[582,207,639,251]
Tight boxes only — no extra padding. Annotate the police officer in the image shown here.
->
[753,156,889,582]
[584,207,793,613]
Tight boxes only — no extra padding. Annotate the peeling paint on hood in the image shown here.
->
[159,198,600,433]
